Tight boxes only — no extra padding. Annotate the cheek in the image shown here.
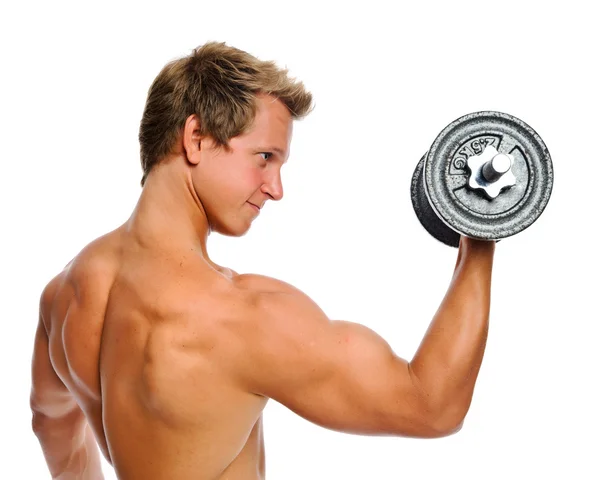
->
[235,165,263,188]
[219,166,263,200]
[194,159,263,205]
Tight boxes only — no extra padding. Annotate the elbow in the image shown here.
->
[31,410,51,437]
[30,394,45,435]
[426,414,465,438]
[406,412,464,439]
[408,397,468,438]
[417,393,469,437]
[390,404,466,439]
[31,411,44,438]
[405,366,468,438]
[30,396,49,436]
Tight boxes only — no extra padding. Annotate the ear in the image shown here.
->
[182,114,204,165]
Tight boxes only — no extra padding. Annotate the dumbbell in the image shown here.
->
[410,111,553,247]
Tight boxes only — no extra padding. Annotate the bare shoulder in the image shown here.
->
[39,270,67,332]
[232,273,296,292]
[67,230,122,277]
[227,273,334,373]
[232,273,327,319]
[40,230,121,327]
[232,273,325,302]
[224,273,332,368]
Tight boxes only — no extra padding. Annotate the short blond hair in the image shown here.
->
[138,42,314,186]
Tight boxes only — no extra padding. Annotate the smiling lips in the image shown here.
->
[247,202,260,213]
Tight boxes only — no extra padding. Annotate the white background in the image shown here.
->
[1,0,599,478]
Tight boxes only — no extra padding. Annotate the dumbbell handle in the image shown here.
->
[482,153,512,183]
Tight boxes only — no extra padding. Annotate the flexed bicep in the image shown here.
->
[234,279,443,438]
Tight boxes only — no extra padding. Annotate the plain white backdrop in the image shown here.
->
[1,0,599,478]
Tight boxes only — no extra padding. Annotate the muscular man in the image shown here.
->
[30,42,495,479]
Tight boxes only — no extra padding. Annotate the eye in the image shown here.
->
[259,152,273,161]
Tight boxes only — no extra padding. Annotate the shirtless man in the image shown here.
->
[30,41,495,479]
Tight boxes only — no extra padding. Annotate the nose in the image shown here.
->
[261,170,284,201]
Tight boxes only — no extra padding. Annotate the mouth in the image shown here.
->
[247,202,260,213]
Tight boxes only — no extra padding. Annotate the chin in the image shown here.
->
[208,211,252,237]
[219,229,250,238]
[212,222,251,238]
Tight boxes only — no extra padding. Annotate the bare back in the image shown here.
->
[40,223,494,479]
[43,227,268,480]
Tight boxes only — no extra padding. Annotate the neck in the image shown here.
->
[124,160,211,259]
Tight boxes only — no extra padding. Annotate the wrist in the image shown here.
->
[459,236,496,258]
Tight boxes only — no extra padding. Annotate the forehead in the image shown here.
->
[243,94,293,145]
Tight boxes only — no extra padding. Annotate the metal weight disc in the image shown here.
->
[424,111,553,241]
[411,155,460,247]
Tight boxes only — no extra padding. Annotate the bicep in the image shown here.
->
[275,320,420,435]
[240,289,434,437]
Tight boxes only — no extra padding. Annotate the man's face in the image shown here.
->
[191,94,293,237]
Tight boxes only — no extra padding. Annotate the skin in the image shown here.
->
[30,94,495,479]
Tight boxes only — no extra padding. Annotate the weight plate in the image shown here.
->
[411,155,460,247]
[424,111,553,241]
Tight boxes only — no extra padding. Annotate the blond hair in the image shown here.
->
[138,42,314,186]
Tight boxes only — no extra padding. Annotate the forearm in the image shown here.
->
[409,237,495,429]
[33,410,103,480]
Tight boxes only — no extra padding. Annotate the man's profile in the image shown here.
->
[30,42,494,480]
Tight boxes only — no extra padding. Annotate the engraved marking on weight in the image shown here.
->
[450,136,500,173]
